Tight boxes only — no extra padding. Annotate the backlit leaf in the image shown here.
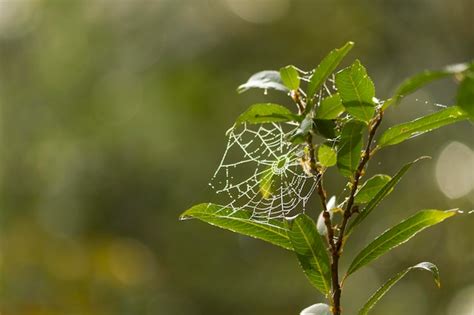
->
[347,209,457,276]
[318,143,337,167]
[280,65,300,90]
[355,174,391,204]
[335,60,375,123]
[307,41,354,104]
[180,203,293,250]
[358,262,440,315]
[378,106,468,147]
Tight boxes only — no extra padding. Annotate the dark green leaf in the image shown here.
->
[457,73,474,119]
[355,174,391,204]
[337,121,365,177]
[307,41,354,104]
[347,157,429,234]
[358,262,440,315]
[316,93,345,120]
[390,62,471,106]
[335,60,375,123]
[318,143,337,167]
[237,70,289,94]
[346,209,457,276]
[301,303,332,315]
[378,106,468,147]
[314,119,338,139]
[180,203,293,250]
[236,103,299,125]
[289,214,332,295]
[280,65,300,90]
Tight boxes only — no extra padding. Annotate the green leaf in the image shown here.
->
[335,60,375,123]
[307,41,354,104]
[280,65,300,90]
[318,143,337,167]
[300,303,332,315]
[180,203,293,250]
[358,262,440,315]
[236,103,299,125]
[346,209,457,276]
[289,214,332,295]
[347,157,428,234]
[457,73,474,119]
[378,106,468,147]
[237,70,289,94]
[337,121,365,177]
[355,174,391,204]
[316,93,345,120]
[389,62,471,106]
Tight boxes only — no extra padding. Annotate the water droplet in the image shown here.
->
[263,89,268,95]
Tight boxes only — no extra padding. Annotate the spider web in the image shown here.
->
[209,122,318,221]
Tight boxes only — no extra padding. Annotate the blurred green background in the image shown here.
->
[0,1,473,314]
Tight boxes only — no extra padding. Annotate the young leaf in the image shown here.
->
[237,70,289,94]
[358,262,440,315]
[236,103,300,125]
[347,157,428,234]
[354,174,392,204]
[316,93,345,120]
[378,106,468,147]
[335,60,375,123]
[289,214,332,295]
[346,209,457,276]
[457,73,474,119]
[300,303,332,315]
[280,65,300,90]
[318,143,337,167]
[307,41,354,103]
[389,62,471,106]
[180,203,293,250]
[337,121,365,177]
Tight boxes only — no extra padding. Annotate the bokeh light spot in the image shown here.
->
[225,0,290,24]
[435,141,474,199]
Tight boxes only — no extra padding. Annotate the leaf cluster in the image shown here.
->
[181,42,473,314]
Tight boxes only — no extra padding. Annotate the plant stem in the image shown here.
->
[331,110,384,315]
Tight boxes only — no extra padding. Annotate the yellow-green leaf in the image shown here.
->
[318,143,337,167]
[378,106,468,147]
[307,41,354,103]
[316,93,345,120]
[355,174,391,204]
[236,103,299,125]
[280,65,300,90]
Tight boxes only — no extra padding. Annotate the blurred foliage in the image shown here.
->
[0,1,473,314]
